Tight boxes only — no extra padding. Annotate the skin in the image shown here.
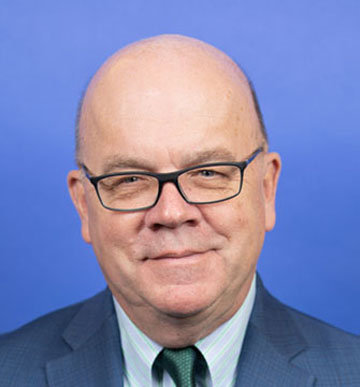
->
[68,35,281,348]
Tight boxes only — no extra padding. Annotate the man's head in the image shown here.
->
[68,34,281,346]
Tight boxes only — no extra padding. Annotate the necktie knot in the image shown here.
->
[156,346,199,387]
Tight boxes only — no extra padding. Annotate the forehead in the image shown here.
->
[80,44,260,170]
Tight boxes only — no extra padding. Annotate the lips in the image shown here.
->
[149,250,206,260]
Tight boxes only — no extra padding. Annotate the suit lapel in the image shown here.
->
[46,289,124,387]
[234,276,316,386]
[235,323,315,386]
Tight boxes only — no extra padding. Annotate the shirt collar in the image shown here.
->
[113,274,256,387]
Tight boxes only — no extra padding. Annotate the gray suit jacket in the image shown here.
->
[1,277,360,386]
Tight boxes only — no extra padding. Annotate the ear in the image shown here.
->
[263,152,281,231]
[67,170,92,243]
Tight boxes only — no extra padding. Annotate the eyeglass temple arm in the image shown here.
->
[245,146,264,165]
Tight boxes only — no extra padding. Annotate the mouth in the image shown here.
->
[147,250,208,261]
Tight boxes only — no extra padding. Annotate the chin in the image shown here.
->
[152,285,217,319]
[162,306,209,320]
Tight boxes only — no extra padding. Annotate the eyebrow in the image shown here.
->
[181,148,237,167]
[100,147,238,174]
[101,156,154,174]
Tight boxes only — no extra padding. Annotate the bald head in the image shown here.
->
[75,34,267,164]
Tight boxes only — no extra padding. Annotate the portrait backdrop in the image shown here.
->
[1,0,359,334]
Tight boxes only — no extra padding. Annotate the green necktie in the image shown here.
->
[157,346,198,387]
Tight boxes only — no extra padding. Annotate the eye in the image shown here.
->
[189,166,236,181]
[122,176,139,184]
[99,175,143,190]
[199,169,217,177]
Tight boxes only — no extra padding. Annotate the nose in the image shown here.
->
[143,182,201,230]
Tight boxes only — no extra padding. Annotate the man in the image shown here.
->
[1,34,360,386]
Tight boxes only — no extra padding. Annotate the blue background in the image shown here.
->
[1,0,359,334]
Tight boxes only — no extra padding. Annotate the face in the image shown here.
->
[68,44,281,340]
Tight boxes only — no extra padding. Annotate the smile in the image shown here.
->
[149,250,208,260]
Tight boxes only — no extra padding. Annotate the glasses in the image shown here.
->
[81,147,263,212]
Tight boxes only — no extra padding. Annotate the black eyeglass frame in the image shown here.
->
[81,146,264,212]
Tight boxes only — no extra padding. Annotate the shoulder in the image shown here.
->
[0,301,78,354]
[255,276,359,347]
[283,301,360,384]
[284,301,358,347]
[253,278,360,384]
[0,290,110,386]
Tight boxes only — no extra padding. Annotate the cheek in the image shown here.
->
[204,193,264,237]
[87,209,145,277]
[90,208,142,245]
[202,193,266,266]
